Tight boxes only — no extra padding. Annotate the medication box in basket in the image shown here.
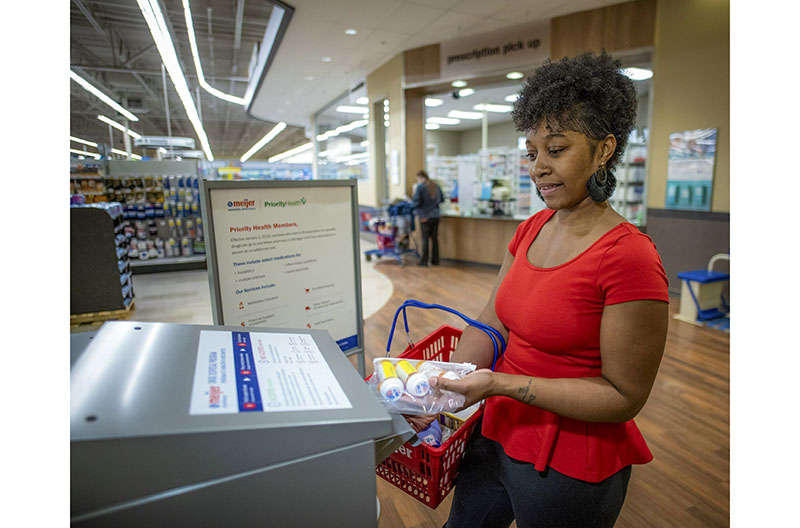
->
[374,325,484,509]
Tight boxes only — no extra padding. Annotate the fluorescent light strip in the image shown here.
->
[69,70,139,122]
[111,148,143,160]
[335,105,369,114]
[70,136,98,148]
[338,152,369,162]
[268,142,313,163]
[316,119,369,141]
[425,98,443,107]
[458,88,475,97]
[425,123,440,130]
[448,110,483,120]
[137,0,214,161]
[473,103,513,113]
[504,94,519,102]
[240,122,287,162]
[182,0,246,105]
[70,148,102,159]
[427,117,461,125]
[98,115,142,139]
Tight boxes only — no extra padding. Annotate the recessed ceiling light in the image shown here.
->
[451,80,467,88]
[356,96,369,105]
[621,67,653,81]
[425,98,443,107]
[458,88,475,97]
[344,28,357,35]
[506,71,524,80]
[322,57,332,62]
[448,110,483,120]
[425,123,440,130]
[504,94,519,102]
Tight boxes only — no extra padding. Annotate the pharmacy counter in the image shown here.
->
[437,214,526,266]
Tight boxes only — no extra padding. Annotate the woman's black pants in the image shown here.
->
[419,217,440,265]
[445,425,631,528]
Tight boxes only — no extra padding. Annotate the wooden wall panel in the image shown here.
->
[550,0,656,59]
[404,88,426,196]
[403,44,440,86]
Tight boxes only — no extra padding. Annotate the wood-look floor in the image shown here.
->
[356,259,730,528]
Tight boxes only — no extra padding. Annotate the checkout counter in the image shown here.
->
[71,321,414,527]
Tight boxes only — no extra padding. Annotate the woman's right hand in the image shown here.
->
[403,413,437,433]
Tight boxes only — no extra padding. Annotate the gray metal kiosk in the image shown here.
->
[71,321,414,527]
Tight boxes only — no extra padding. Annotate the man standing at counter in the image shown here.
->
[411,170,444,267]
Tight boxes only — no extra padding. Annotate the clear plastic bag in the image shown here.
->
[367,357,476,415]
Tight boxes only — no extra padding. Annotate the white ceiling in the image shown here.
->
[253,0,626,129]
[70,0,629,161]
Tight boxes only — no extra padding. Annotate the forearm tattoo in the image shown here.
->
[518,378,536,404]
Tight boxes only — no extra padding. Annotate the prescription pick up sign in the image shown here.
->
[204,181,361,353]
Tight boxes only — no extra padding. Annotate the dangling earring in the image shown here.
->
[586,163,615,202]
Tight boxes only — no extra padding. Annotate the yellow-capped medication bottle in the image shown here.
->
[376,360,405,401]
[417,361,460,381]
[395,360,430,397]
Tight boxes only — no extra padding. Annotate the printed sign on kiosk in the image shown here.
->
[200,179,366,376]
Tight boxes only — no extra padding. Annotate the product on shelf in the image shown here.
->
[98,172,205,261]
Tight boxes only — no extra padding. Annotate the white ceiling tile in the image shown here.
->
[359,29,415,55]
[405,0,462,9]
[336,0,406,28]
[375,3,448,35]
[416,11,485,40]
[490,0,564,22]
[451,0,519,18]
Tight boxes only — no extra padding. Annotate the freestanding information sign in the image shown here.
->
[200,179,366,376]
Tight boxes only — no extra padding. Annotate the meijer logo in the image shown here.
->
[228,199,256,208]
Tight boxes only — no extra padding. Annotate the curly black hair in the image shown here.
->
[511,51,637,173]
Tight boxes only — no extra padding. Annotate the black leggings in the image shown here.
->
[446,425,631,528]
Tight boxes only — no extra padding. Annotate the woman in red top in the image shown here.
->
[431,52,669,527]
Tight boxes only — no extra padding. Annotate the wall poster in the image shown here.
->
[665,128,718,211]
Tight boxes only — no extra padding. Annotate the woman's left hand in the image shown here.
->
[430,368,496,409]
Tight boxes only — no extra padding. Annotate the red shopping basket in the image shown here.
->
[374,324,483,509]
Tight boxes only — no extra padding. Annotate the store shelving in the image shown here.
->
[104,160,206,273]
[70,160,108,205]
[427,156,460,214]
[610,141,648,226]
